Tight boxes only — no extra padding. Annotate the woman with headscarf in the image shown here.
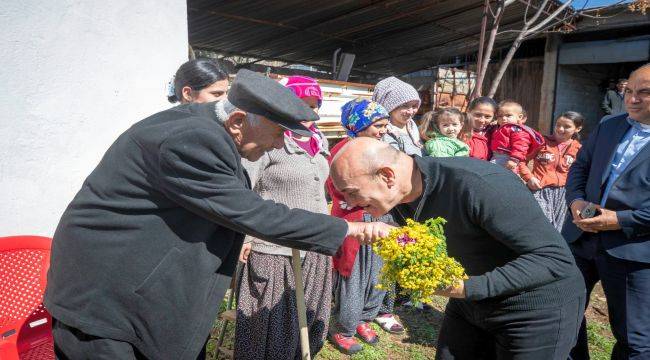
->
[234,76,333,360]
[372,76,423,324]
[326,98,404,355]
[372,76,423,156]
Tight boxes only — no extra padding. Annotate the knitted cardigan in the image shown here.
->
[242,133,331,257]
[382,119,424,156]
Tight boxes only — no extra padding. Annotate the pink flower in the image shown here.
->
[397,234,417,246]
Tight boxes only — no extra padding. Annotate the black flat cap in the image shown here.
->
[228,69,317,137]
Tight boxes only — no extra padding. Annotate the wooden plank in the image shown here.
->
[539,34,562,135]
[482,57,545,130]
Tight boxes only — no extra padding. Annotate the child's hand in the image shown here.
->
[527,177,542,191]
[505,159,518,171]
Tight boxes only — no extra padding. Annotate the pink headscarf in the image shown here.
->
[279,76,325,157]
[279,76,323,107]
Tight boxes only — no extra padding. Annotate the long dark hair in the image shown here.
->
[467,96,498,113]
[168,59,229,103]
[556,111,585,140]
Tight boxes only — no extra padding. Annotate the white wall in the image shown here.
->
[0,1,189,236]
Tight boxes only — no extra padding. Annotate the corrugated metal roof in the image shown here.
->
[188,0,570,76]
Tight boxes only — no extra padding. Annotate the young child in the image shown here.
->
[466,97,498,160]
[372,76,423,156]
[518,111,584,231]
[419,108,471,157]
[490,100,544,174]
[326,98,403,355]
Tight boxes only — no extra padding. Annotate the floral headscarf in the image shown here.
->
[340,98,389,137]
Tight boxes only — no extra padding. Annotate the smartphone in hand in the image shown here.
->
[580,202,600,219]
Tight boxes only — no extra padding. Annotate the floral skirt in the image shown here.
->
[234,251,332,360]
[532,186,568,232]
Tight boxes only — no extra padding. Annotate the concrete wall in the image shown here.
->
[0,1,189,236]
[554,64,610,137]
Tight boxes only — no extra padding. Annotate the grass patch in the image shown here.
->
[208,285,615,359]
[586,321,615,360]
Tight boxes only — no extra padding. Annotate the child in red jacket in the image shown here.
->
[490,100,544,174]
[518,111,584,231]
[466,96,498,160]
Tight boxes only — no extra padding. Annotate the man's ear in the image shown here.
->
[224,111,247,137]
[377,166,396,188]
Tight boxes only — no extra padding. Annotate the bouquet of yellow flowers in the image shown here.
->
[372,218,466,304]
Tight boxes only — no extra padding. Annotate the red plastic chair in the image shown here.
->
[0,236,55,360]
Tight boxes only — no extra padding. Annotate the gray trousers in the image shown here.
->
[331,244,386,336]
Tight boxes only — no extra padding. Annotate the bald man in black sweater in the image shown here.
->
[330,138,585,360]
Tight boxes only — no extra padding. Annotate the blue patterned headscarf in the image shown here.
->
[340,98,389,137]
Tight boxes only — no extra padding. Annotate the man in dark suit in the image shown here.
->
[602,78,628,116]
[44,69,391,360]
[564,64,650,359]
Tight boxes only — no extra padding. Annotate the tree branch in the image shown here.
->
[526,0,574,34]
[473,0,511,98]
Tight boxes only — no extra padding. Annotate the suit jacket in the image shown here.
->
[563,113,650,263]
[601,89,625,115]
[44,102,347,359]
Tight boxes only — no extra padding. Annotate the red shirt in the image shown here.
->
[325,138,364,277]
[468,131,491,160]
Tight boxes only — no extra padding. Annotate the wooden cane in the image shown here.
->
[291,249,311,360]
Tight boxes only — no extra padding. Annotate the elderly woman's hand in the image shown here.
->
[239,243,252,263]
[346,221,395,244]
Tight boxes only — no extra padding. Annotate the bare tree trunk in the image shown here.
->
[471,0,490,100]
[473,0,506,98]
[487,0,573,97]
[486,34,524,97]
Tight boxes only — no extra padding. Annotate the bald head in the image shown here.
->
[329,138,421,217]
[631,63,650,78]
[625,63,650,124]
[331,137,401,177]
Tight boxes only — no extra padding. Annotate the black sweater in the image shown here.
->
[392,156,584,310]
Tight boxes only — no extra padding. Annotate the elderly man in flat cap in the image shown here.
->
[330,137,585,360]
[44,69,392,360]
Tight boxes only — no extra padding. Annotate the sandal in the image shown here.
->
[374,314,405,334]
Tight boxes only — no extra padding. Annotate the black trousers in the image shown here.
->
[570,249,650,360]
[53,319,207,360]
[435,295,584,360]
